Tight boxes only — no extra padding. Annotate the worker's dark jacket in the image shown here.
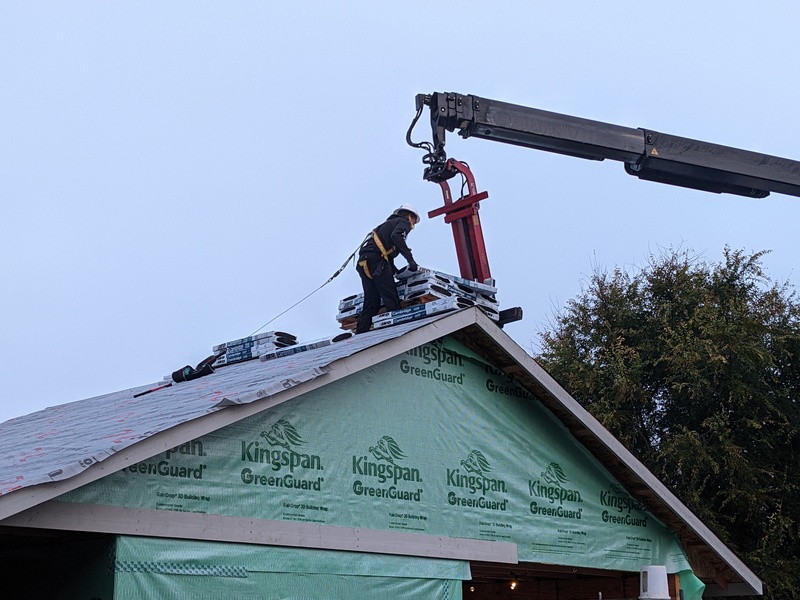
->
[359,214,415,271]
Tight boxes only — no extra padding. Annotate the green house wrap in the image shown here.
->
[112,536,469,600]
[61,336,699,595]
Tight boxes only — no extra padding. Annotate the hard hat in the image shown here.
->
[393,203,421,224]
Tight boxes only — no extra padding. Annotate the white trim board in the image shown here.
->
[3,499,518,564]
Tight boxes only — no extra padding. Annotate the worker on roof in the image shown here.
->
[355,204,421,334]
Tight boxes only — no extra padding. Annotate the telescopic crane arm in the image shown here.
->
[407,92,800,326]
[415,92,800,199]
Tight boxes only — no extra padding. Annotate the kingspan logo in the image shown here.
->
[600,483,648,528]
[240,419,323,473]
[400,341,466,385]
[369,435,405,465]
[447,449,508,511]
[240,419,325,491]
[404,341,464,369]
[262,419,304,449]
[126,439,208,480]
[352,436,423,502]
[529,462,583,520]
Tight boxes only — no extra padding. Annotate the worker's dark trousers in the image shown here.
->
[356,255,401,334]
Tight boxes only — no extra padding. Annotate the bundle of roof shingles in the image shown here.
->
[212,331,298,366]
[336,267,499,331]
[211,330,354,369]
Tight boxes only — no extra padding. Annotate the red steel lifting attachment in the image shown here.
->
[426,159,492,284]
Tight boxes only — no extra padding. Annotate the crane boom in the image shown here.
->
[416,92,800,199]
[406,92,800,327]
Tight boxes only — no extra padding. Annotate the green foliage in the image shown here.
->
[537,248,800,600]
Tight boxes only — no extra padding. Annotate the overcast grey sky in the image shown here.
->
[2,2,799,423]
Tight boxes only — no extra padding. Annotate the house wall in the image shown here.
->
[57,337,695,579]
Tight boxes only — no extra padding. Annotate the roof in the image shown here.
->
[0,308,761,595]
[0,317,434,508]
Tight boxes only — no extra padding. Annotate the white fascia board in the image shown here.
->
[2,500,518,564]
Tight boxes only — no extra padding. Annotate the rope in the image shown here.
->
[249,236,368,336]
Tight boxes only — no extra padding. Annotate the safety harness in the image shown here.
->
[358,229,395,279]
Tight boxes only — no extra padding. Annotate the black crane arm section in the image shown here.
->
[413,92,800,199]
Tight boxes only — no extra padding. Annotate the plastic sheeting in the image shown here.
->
[113,536,469,600]
[678,569,706,600]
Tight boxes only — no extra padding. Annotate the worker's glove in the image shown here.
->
[408,260,419,272]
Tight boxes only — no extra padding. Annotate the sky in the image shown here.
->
[2,2,799,424]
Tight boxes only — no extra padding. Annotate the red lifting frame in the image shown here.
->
[427,160,492,283]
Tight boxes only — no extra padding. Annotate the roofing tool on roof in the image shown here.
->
[132,382,172,398]
[171,354,217,383]
[135,355,218,398]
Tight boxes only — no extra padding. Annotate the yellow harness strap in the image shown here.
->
[360,228,399,280]
[371,229,394,262]
[358,258,372,280]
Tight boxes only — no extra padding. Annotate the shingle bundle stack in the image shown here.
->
[212,331,298,367]
[336,267,500,331]
[371,297,472,329]
[258,332,352,362]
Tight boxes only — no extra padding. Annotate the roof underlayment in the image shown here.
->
[0,317,434,498]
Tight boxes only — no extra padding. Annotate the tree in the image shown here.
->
[536,247,800,600]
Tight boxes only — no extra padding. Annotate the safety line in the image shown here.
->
[249,237,367,336]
